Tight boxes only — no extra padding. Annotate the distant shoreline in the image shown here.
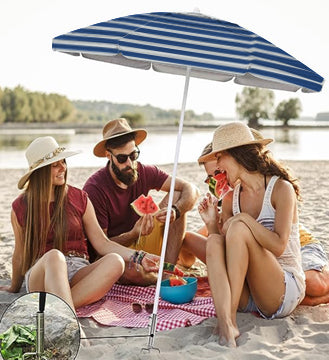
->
[2,121,329,134]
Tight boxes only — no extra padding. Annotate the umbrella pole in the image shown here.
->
[142,67,191,353]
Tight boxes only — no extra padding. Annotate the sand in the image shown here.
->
[1,161,329,359]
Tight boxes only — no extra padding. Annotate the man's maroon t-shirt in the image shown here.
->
[83,162,168,238]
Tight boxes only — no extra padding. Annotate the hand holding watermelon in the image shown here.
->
[198,192,222,231]
[140,253,160,273]
[131,194,159,246]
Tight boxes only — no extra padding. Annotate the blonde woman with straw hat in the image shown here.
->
[196,122,305,347]
[0,136,159,312]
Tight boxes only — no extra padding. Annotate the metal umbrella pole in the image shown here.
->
[142,67,191,353]
[23,292,48,360]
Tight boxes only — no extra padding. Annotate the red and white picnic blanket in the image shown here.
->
[77,281,216,331]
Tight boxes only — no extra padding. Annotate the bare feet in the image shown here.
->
[300,293,329,306]
[214,322,240,347]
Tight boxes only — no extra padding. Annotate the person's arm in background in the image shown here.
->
[0,210,25,292]
[156,176,200,223]
[82,198,159,272]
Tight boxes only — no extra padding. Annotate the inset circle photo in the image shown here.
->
[0,292,80,360]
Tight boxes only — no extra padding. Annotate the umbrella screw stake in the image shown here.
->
[140,314,160,354]
[23,293,48,360]
[22,311,48,360]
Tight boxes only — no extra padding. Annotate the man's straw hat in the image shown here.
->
[198,122,273,163]
[18,136,80,189]
[93,118,147,157]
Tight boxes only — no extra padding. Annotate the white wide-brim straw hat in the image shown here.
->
[18,136,81,189]
[198,122,273,163]
[93,118,147,157]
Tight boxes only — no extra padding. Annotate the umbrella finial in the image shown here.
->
[193,7,201,13]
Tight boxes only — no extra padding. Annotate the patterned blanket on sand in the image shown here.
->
[77,277,216,331]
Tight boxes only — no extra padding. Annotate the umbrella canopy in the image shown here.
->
[52,11,324,92]
[52,10,324,352]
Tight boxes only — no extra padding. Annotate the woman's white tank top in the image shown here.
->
[232,176,305,294]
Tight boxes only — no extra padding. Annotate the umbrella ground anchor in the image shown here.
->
[140,314,160,354]
[22,311,48,360]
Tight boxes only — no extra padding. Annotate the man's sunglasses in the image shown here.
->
[108,146,140,164]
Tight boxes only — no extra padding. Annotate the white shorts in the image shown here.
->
[240,271,302,319]
[25,256,90,293]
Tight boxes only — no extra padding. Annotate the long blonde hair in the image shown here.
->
[22,164,68,274]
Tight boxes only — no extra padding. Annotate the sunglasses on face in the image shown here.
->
[108,146,140,164]
[132,302,153,314]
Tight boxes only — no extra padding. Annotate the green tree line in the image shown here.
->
[0,86,215,127]
[0,86,76,124]
[0,85,301,128]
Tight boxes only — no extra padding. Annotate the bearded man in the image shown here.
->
[83,118,199,279]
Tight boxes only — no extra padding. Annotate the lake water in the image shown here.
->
[0,127,329,169]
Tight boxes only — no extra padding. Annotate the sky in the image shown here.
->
[1,0,328,118]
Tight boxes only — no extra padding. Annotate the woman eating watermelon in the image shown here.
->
[180,122,306,347]
[179,131,329,308]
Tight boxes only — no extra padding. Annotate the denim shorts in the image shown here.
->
[25,256,90,292]
[240,271,302,319]
[301,243,328,272]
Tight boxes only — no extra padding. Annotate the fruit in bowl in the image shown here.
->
[160,277,198,304]
[169,276,187,287]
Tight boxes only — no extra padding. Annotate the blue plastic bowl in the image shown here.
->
[160,277,198,304]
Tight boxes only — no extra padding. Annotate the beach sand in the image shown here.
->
[1,161,329,359]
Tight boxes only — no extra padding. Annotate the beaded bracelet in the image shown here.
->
[128,250,147,271]
[128,251,139,270]
[137,251,146,266]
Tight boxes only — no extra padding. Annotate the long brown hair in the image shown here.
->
[225,144,301,200]
[22,164,68,274]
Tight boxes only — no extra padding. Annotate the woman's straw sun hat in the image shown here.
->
[18,136,81,189]
[198,122,273,163]
[93,118,147,157]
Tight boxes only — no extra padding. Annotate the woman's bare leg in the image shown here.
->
[28,249,75,311]
[206,234,238,347]
[177,231,207,267]
[70,253,125,309]
[225,221,285,322]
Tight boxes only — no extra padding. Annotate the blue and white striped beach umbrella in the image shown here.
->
[52,10,323,351]
[52,11,324,93]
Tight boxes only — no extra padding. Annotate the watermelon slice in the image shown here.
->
[208,172,231,201]
[163,262,185,277]
[169,276,187,287]
[131,194,159,216]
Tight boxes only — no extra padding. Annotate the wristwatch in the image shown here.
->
[172,205,181,220]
